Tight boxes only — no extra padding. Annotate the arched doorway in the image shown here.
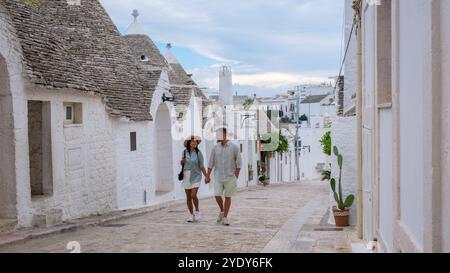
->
[0,53,17,219]
[154,103,174,195]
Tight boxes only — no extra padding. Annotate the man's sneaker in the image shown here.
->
[194,211,202,221]
[187,214,194,223]
[217,212,224,223]
[222,217,230,226]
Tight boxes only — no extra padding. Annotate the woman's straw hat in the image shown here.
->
[184,135,202,147]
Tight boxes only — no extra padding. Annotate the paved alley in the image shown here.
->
[0,181,357,253]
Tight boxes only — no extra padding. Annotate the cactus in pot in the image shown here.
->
[330,146,355,226]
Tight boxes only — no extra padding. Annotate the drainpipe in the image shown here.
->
[353,0,363,240]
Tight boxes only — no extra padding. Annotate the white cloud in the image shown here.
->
[100,0,344,95]
[232,73,326,88]
[191,66,333,95]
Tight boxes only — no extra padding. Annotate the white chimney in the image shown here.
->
[219,66,233,106]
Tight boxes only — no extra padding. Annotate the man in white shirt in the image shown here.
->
[206,128,242,226]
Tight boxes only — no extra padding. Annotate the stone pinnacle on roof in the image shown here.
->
[125,9,145,35]
[164,43,180,64]
[132,9,139,22]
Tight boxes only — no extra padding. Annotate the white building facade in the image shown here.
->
[0,0,254,231]
[355,0,450,252]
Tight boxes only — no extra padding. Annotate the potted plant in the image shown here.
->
[258,175,269,187]
[330,146,355,227]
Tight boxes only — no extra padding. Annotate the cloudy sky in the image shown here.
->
[100,0,345,96]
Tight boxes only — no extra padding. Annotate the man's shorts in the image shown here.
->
[214,178,238,198]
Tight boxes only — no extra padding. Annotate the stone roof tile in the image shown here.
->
[168,63,196,86]
[123,35,168,70]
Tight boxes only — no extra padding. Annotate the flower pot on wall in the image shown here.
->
[333,207,350,227]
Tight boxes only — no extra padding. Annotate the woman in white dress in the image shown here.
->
[180,136,207,222]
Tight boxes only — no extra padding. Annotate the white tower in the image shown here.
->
[219,66,233,106]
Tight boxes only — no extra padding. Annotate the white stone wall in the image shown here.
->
[1,11,119,226]
[275,124,327,182]
[114,120,153,210]
[0,8,23,219]
[267,129,297,183]
[378,109,394,251]
[442,0,450,253]
[146,71,179,204]
[298,127,329,181]
[343,0,357,112]
[25,87,117,224]
[397,0,426,248]
[329,117,356,225]
[343,0,450,252]
[299,102,322,121]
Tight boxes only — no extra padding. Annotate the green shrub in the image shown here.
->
[320,131,331,156]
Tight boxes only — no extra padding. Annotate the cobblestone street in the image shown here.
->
[0,181,357,253]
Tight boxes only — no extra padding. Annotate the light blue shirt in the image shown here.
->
[182,149,204,184]
[208,142,242,181]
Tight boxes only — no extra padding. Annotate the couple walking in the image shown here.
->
[180,128,242,226]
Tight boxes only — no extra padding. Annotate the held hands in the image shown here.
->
[180,159,186,165]
[205,174,211,184]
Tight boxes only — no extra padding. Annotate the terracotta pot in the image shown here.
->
[333,207,350,227]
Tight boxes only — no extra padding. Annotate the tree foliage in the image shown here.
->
[320,131,331,156]
[260,132,289,161]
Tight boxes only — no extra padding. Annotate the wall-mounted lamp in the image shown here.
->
[241,113,257,128]
[162,93,175,103]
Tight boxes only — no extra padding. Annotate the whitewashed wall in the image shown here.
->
[351,0,450,252]
[0,9,26,223]
[269,126,330,183]
[330,117,357,225]
[378,109,394,251]
[114,120,152,210]
[25,87,117,225]
[298,127,328,181]
[442,0,450,253]
[362,4,376,242]
[343,0,357,112]
[299,103,322,121]
[398,0,425,248]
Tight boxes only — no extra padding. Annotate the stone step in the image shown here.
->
[32,209,63,228]
[0,218,18,235]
